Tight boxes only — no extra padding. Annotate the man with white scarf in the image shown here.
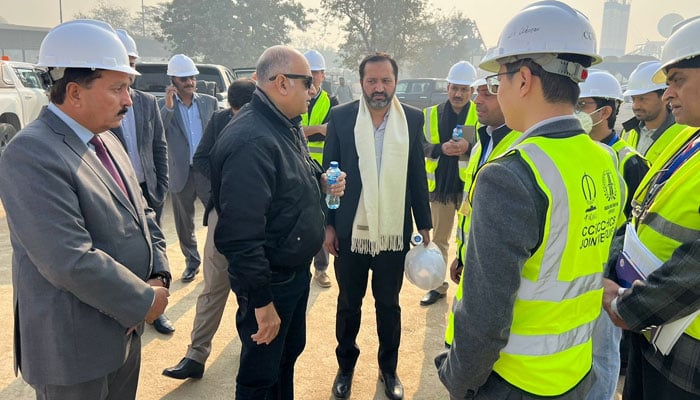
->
[322,52,432,400]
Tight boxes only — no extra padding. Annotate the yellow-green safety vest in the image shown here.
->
[454,129,521,266]
[610,136,650,225]
[630,126,700,340]
[422,103,479,192]
[303,90,331,165]
[621,122,687,166]
[447,133,626,396]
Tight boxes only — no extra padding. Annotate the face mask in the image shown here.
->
[588,106,606,128]
[575,110,593,133]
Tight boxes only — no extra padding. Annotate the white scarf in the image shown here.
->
[351,94,409,255]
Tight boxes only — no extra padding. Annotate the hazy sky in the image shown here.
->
[4,0,697,52]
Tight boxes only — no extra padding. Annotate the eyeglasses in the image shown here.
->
[485,71,517,95]
[575,100,596,111]
[176,76,197,82]
[269,73,313,89]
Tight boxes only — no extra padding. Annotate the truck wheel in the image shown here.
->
[0,123,18,156]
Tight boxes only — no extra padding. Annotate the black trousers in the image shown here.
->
[234,266,311,400]
[623,333,699,400]
[334,239,406,373]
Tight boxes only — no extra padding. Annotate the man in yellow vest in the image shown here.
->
[443,76,521,351]
[577,69,649,400]
[603,16,700,399]
[436,2,626,398]
[303,49,339,288]
[621,60,687,165]
[420,61,478,306]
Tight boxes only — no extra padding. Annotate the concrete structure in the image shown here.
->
[600,0,631,57]
[0,23,169,63]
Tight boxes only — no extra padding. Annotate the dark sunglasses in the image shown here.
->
[269,73,313,89]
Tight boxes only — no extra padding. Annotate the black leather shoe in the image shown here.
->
[153,314,175,334]
[332,369,354,398]
[181,267,200,282]
[379,372,403,400]
[162,358,204,380]
[420,289,446,306]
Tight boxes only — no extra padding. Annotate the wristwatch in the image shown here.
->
[150,274,171,289]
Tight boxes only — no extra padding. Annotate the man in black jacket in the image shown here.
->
[209,46,345,399]
[163,79,256,380]
[323,53,432,400]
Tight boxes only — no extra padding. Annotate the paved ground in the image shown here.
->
[0,197,624,399]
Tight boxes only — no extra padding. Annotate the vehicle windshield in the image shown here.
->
[133,65,226,94]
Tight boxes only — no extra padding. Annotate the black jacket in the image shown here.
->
[209,89,325,308]
[323,100,432,246]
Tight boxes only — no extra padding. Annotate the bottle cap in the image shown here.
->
[410,233,423,246]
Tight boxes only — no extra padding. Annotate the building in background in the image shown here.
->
[0,21,168,63]
[600,0,631,57]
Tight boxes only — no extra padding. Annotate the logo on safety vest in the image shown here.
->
[602,170,617,202]
[581,173,597,212]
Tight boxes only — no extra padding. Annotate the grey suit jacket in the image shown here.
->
[0,108,169,386]
[159,93,217,193]
[113,89,169,207]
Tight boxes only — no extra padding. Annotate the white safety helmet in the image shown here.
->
[116,29,139,59]
[653,16,700,83]
[404,234,447,291]
[472,78,487,89]
[167,54,199,77]
[446,61,477,86]
[479,1,601,82]
[623,61,667,96]
[579,70,623,101]
[304,49,326,71]
[37,19,139,80]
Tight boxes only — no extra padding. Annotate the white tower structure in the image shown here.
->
[600,0,631,57]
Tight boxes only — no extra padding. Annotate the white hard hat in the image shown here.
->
[479,1,601,82]
[653,16,700,83]
[446,61,477,85]
[167,54,199,77]
[623,61,667,96]
[116,29,139,59]
[472,78,487,88]
[304,49,326,71]
[37,19,139,78]
[404,234,447,291]
[579,70,623,101]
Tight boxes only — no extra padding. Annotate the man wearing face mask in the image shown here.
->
[577,69,649,400]
[160,54,218,283]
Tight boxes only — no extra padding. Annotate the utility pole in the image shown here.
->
[59,0,63,23]
[142,0,146,36]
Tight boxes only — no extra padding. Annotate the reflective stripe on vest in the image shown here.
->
[422,103,478,192]
[632,127,700,339]
[468,134,623,396]
[446,129,521,347]
[623,123,688,166]
[302,90,332,165]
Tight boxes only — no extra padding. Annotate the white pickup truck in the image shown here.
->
[0,58,50,155]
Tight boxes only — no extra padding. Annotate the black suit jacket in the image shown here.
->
[323,100,432,245]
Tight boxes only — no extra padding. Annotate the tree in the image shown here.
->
[159,0,307,67]
[407,12,486,77]
[320,0,433,70]
[73,1,133,32]
[72,1,165,40]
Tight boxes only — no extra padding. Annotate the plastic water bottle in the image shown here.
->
[452,125,463,141]
[325,161,341,209]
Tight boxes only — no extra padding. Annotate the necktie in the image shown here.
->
[89,135,128,197]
